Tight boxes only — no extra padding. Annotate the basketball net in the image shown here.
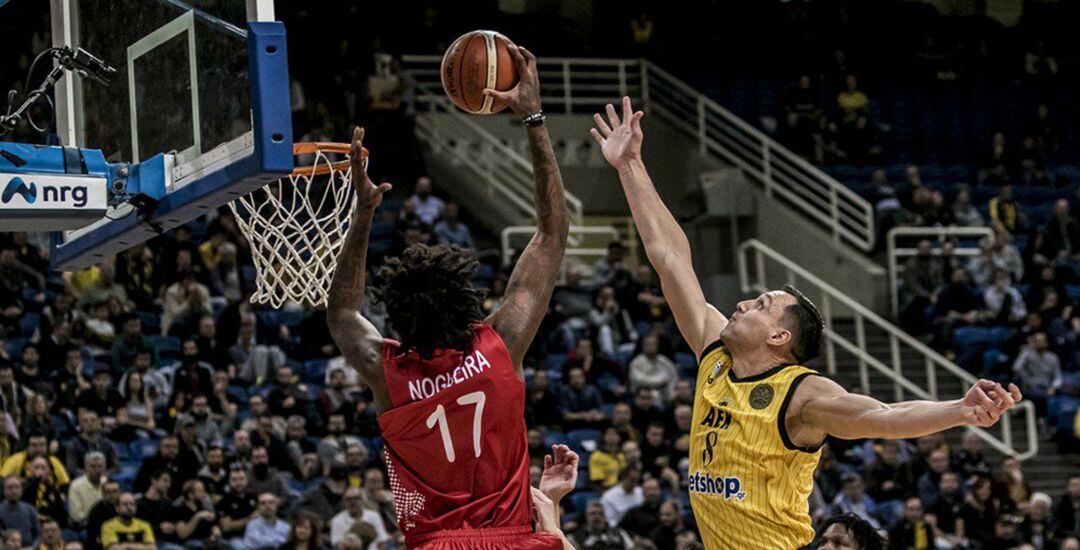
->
[229,142,367,309]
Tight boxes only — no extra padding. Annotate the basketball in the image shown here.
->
[441,30,519,115]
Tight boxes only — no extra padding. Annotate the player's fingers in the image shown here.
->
[509,45,528,72]
[987,388,1005,409]
[593,113,613,137]
[972,386,995,411]
[606,103,621,128]
[482,88,510,100]
[350,127,362,157]
[377,182,393,194]
[544,454,552,468]
[533,486,552,505]
[1008,383,1023,402]
[995,386,1016,409]
[631,111,644,133]
[519,46,536,64]
[589,127,605,146]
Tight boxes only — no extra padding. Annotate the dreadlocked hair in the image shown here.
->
[818,513,886,550]
[373,244,485,359]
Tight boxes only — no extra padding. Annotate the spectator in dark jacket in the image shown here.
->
[293,463,348,519]
[559,367,605,431]
[1057,475,1080,537]
[888,497,935,550]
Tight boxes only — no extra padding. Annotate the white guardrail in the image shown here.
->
[886,226,995,315]
[402,56,875,251]
[404,69,584,227]
[501,225,620,279]
[739,239,1038,460]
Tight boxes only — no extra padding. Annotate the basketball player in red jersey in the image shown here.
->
[327,43,572,550]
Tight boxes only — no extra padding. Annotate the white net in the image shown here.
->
[229,144,359,308]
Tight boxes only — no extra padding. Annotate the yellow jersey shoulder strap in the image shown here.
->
[697,339,729,384]
[775,366,825,454]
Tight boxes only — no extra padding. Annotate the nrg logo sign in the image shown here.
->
[2,176,89,208]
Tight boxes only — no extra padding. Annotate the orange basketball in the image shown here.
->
[441,30,520,115]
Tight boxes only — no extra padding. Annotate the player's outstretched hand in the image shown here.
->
[482,43,540,118]
[960,379,1022,427]
[590,96,644,169]
[350,126,392,212]
[539,444,579,503]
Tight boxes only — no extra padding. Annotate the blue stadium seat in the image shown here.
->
[133,439,159,460]
[597,374,619,394]
[574,472,591,490]
[302,359,328,384]
[112,441,131,462]
[3,337,27,359]
[1048,396,1079,429]
[135,310,160,332]
[227,385,249,402]
[566,429,601,457]
[543,431,568,449]
[257,310,282,327]
[675,352,696,370]
[18,312,38,337]
[544,354,567,372]
[149,335,181,354]
[278,310,309,327]
[112,464,139,491]
[473,264,495,285]
[569,491,599,519]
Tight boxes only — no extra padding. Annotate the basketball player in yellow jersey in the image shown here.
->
[590,97,1024,549]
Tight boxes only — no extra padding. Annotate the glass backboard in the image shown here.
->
[48,0,294,270]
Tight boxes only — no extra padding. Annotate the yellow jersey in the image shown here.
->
[689,341,822,549]
[100,517,155,546]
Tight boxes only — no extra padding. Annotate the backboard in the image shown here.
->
[47,0,293,270]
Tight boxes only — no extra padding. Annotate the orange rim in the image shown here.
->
[291,142,366,177]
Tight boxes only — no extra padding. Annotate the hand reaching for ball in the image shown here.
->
[349,127,392,212]
[482,44,541,118]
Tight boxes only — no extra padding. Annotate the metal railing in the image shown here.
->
[405,64,584,226]
[402,56,644,113]
[501,226,620,279]
[402,55,875,251]
[738,239,1038,460]
[643,64,875,251]
[887,226,995,315]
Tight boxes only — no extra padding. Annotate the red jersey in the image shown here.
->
[377,323,534,545]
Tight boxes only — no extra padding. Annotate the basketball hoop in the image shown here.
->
[229,142,368,309]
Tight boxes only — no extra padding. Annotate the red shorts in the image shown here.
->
[410,525,563,550]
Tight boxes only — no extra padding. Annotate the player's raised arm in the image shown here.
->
[590,97,727,357]
[790,375,1023,444]
[482,45,569,373]
[326,128,393,406]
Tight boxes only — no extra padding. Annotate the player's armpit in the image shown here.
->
[327,311,384,381]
